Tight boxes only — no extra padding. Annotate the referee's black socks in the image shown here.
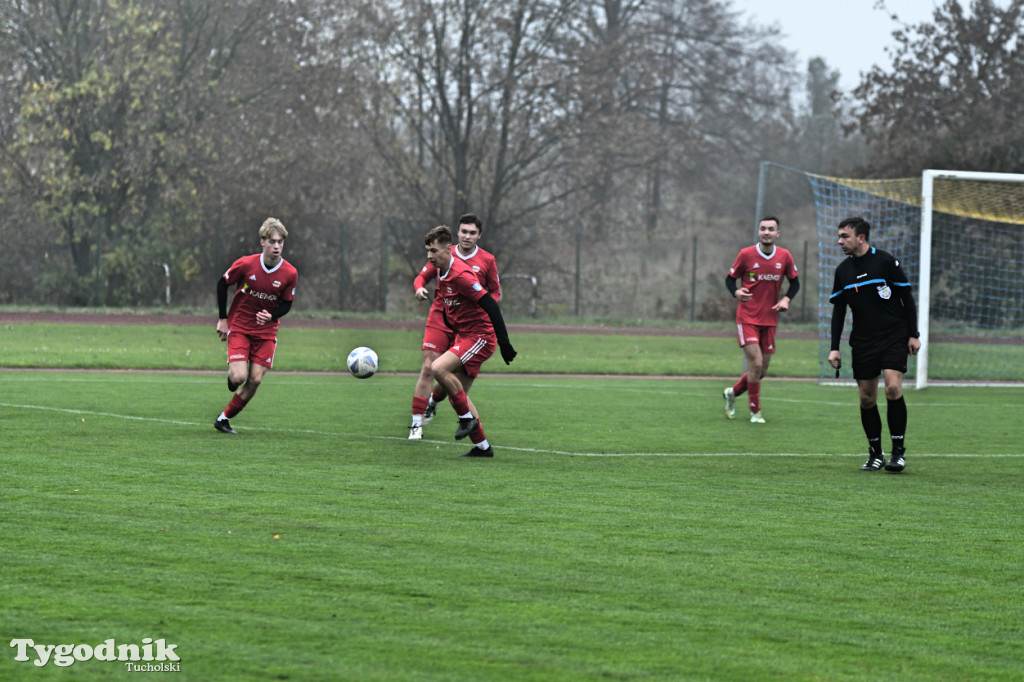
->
[887,396,908,453]
[861,405,883,455]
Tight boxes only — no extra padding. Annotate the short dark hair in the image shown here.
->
[458,213,482,232]
[425,224,452,246]
[759,215,780,228]
[838,216,871,240]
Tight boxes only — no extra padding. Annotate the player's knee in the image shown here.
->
[431,360,455,382]
[884,385,902,401]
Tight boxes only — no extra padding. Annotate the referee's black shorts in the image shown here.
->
[851,330,909,380]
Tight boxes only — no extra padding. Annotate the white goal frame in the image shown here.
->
[917,169,1024,389]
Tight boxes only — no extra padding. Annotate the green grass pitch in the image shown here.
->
[1,324,1023,680]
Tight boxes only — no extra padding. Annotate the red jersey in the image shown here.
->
[415,245,500,303]
[728,244,797,326]
[436,256,493,336]
[222,254,298,338]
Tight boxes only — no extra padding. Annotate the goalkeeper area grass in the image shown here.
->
[2,364,1022,680]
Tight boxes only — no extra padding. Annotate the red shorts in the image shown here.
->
[735,323,776,355]
[421,307,454,353]
[227,332,278,369]
[446,332,496,378]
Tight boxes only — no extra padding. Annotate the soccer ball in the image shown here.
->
[346,346,378,379]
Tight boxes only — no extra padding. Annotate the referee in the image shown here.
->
[827,217,921,473]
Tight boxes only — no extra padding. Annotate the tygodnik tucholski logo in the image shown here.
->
[10,637,180,671]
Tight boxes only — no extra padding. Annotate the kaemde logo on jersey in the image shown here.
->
[10,638,180,670]
[244,288,279,302]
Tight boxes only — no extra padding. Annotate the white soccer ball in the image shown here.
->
[346,346,378,379]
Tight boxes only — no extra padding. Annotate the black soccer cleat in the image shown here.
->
[214,419,237,435]
[860,454,885,471]
[228,378,241,392]
[885,454,906,473]
[461,445,494,458]
[454,416,478,440]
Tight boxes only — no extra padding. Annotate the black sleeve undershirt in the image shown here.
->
[217,277,229,319]
[269,299,292,321]
[725,275,737,296]
[478,294,510,347]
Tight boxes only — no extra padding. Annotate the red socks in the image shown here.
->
[469,419,486,444]
[732,372,749,397]
[450,390,470,416]
[224,394,248,419]
[748,381,761,413]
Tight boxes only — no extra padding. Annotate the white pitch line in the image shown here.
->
[0,402,198,426]
[3,402,1022,458]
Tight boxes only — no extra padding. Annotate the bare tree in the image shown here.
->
[0,0,806,317]
[353,0,580,272]
[564,0,796,236]
[852,0,1024,175]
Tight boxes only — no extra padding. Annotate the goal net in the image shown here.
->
[809,169,1024,387]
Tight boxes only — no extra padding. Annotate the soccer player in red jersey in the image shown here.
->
[723,216,800,424]
[213,217,298,434]
[408,214,501,440]
[422,225,516,457]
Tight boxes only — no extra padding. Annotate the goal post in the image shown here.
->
[918,169,1024,388]
[804,168,1024,387]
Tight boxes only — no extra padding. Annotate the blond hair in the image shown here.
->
[259,217,288,240]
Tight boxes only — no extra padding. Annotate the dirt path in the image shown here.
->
[0,311,818,339]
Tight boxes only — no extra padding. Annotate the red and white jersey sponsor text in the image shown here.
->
[222,254,298,338]
[728,245,797,327]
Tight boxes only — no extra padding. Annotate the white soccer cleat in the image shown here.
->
[422,401,436,426]
[750,411,766,424]
[723,388,736,420]
[408,425,423,440]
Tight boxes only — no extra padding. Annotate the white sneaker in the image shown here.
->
[723,388,735,420]
[408,425,423,440]
[422,401,437,426]
[750,411,766,424]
